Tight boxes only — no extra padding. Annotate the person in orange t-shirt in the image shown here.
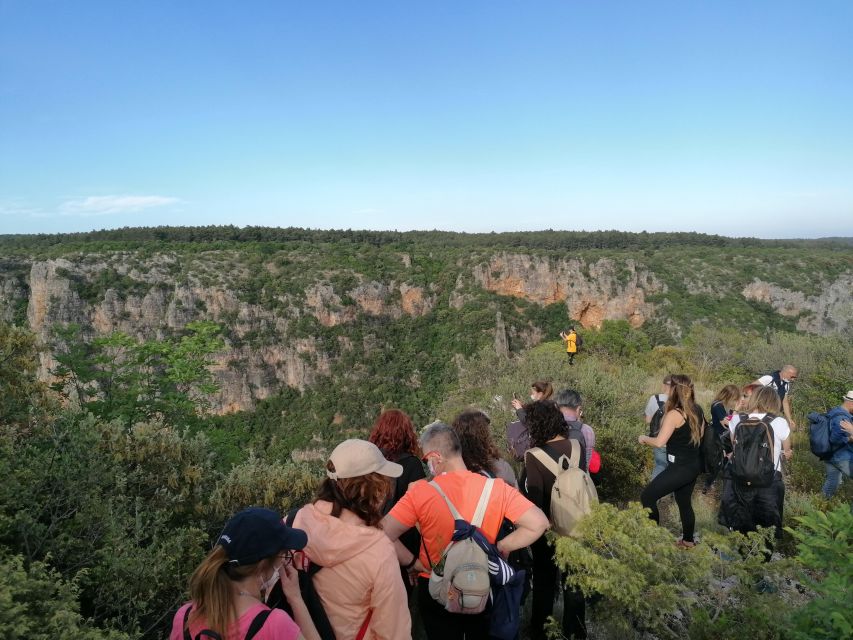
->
[383,422,548,640]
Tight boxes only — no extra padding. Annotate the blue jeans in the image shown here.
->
[651,447,668,480]
[822,458,851,498]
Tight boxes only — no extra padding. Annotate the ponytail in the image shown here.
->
[188,546,262,639]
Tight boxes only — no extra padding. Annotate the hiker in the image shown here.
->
[368,408,426,594]
[511,380,554,422]
[292,439,411,639]
[507,381,554,461]
[522,401,589,640]
[559,328,579,365]
[703,384,742,493]
[644,375,673,480]
[820,390,853,499]
[171,507,321,640]
[452,410,518,488]
[554,389,597,472]
[753,365,798,429]
[382,422,549,640]
[638,374,705,548]
[720,387,792,541]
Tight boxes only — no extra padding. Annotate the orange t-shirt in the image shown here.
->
[388,470,535,576]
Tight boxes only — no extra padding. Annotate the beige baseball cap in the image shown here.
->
[326,439,403,480]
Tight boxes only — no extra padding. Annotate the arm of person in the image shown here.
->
[381,513,416,563]
[829,415,853,445]
[782,395,796,430]
[280,564,321,640]
[638,409,680,448]
[495,505,549,558]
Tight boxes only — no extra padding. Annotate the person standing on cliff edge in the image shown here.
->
[560,328,578,365]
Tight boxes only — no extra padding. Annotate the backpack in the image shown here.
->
[181,605,270,640]
[265,508,337,640]
[648,395,666,438]
[427,479,494,614]
[702,402,725,473]
[575,333,584,349]
[526,443,598,537]
[730,413,776,488]
[807,411,844,460]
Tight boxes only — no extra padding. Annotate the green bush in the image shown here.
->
[0,553,132,640]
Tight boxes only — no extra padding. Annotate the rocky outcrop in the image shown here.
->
[742,274,853,334]
[305,280,434,326]
[472,254,663,328]
[24,258,328,413]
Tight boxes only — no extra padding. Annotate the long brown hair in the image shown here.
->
[713,384,741,411]
[451,410,502,475]
[747,386,782,414]
[315,466,391,527]
[665,374,703,446]
[187,546,273,638]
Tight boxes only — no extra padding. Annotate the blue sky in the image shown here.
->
[1,1,851,238]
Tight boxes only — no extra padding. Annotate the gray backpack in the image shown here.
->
[427,479,494,614]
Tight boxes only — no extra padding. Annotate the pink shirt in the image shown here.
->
[171,602,300,640]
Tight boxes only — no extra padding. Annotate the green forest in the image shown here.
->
[0,229,851,638]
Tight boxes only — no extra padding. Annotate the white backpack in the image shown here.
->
[427,478,494,614]
[527,444,597,537]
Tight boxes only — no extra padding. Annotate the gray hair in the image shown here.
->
[420,422,461,458]
[553,388,582,409]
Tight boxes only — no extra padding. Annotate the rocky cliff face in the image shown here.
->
[471,253,663,328]
[742,273,853,335]
[3,249,849,414]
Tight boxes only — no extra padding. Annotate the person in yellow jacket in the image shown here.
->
[560,327,578,365]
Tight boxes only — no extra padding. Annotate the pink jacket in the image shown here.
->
[293,501,410,640]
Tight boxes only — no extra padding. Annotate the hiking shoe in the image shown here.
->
[676,538,697,549]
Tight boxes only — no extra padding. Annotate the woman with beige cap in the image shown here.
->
[292,439,411,640]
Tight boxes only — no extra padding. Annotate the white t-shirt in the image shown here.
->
[728,413,790,469]
[644,393,668,419]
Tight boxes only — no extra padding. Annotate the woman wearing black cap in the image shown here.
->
[171,507,320,640]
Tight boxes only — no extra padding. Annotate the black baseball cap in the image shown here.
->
[217,507,307,566]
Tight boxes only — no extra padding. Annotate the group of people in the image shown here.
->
[172,368,852,640]
[637,365,853,552]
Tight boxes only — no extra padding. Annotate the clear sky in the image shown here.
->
[1,0,851,238]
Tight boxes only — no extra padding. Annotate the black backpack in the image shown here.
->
[701,402,726,473]
[648,395,665,438]
[731,413,776,488]
[575,333,584,350]
[181,605,270,640]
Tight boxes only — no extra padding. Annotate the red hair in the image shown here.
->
[368,409,421,459]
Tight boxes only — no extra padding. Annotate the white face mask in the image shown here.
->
[259,565,282,601]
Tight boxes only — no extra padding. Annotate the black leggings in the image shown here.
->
[530,536,586,639]
[641,462,701,542]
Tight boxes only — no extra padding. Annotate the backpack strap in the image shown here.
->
[182,605,193,640]
[355,610,373,640]
[244,609,272,640]
[655,394,664,410]
[527,447,561,478]
[428,478,495,527]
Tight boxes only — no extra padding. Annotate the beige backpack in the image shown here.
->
[427,478,494,614]
[527,444,597,537]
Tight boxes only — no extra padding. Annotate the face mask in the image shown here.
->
[259,565,281,601]
[427,459,438,476]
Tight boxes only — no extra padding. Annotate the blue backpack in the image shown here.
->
[808,412,843,460]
